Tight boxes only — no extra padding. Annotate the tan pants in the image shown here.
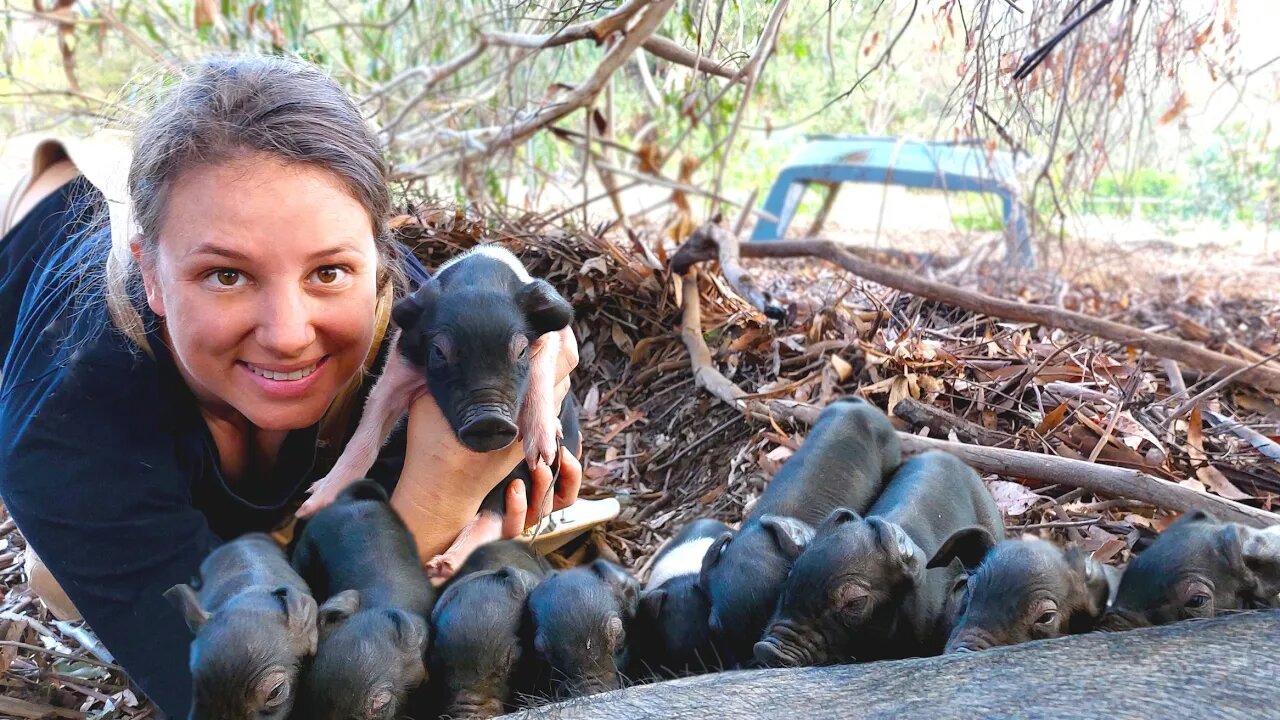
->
[24,547,83,622]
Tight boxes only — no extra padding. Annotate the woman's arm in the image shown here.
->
[0,359,218,718]
[389,327,581,560]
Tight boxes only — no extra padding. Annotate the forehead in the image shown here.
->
[159,156,375,261]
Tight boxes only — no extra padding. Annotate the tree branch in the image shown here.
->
[676,270,1276,528]
[678,238,1280,393]
[642,34,742,81]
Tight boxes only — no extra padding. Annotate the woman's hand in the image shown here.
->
[389,326,580,560]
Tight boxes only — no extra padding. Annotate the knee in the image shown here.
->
[23,546,83,622]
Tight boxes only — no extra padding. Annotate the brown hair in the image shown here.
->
[105,55,405,448]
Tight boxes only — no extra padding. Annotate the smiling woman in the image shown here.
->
[0,56,580,718]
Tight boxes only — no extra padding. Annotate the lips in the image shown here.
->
[238,356,330,399]
[245,360,322,381]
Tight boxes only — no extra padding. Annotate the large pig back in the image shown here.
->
[748,398,901,526]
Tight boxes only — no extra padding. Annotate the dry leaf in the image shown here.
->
[766,446,795,463]
[986,480,1043,517]
[1036,402,1070,435]
[887,376,912,415]
[830,354,853,382]
[1091,537,1128,564]
[1188,407,1250,500]
[582,384,600,418]
[1159,92,1190,125]
[610,322,634,355]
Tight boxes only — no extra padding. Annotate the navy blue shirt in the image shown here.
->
[0,179,429,716]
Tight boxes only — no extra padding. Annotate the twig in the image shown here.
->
[1165,349,1280,423]
[893,397,1015,447]
[717,239,1280,394]
[675,274,1277,528]
[673,220,786,321]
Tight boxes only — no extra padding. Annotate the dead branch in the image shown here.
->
[477,0,677,158]
[642,35,741,81]
[712,239,1280,394]
[482,0,648,49]
[676,263,1278,529]
[675,220,785,321]
[893,397,1015,447]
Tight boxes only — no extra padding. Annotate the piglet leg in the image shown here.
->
[424,511,505,581]
[297,336,425,517]
[518,326,570,470]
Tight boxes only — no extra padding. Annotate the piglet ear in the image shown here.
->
[926,526,998,570]
[164,583,209,634]
[818,507,861,536]
[517,279,574,336]
[760,515,815,561]
[639,588,666,621]
[317,589,361,636]
[497,567,540,599]
[1063,546,1110,620]
[388,609,428,653]
[273,586,319,656]
[604,613,625,653]
[1238,525,1280,600]
[869,518,923,578]
[699,532,733,592]
[392,281,438,331]
[590,560,640,617]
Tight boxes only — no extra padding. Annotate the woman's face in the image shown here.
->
[136,154,379,432]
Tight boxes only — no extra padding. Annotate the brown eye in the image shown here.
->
[215,270,242,286]
[312,266,347,284]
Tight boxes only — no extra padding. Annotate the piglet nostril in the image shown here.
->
[753,638,795,668]
[458,415,518,452]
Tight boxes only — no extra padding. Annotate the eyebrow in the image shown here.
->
[185,242,364,263]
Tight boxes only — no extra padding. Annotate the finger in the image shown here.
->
[525,463,556,530]
[552,449,583,512]
[556,326,579,383]
[502,479,527,539]
[552,376,572,410]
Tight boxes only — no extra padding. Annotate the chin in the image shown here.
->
[240,400,331,432]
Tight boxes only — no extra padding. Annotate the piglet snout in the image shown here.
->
[458,412,519,452]
[445,695,505,719]
[945,629,996,654]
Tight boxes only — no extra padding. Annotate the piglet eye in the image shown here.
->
[1186,594,1210,609]
[510,334,530,361]
[1035,610,1058,626]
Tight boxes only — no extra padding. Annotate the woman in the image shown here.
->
[0,56,581,716]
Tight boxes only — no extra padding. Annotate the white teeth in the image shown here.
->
[248,362,317,381]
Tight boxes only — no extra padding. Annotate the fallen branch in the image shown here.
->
[893,397,1015,447]
[677,272,1277,529]
[677,236,1280,393]
[674,220,786,320]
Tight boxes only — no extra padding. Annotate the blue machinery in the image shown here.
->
[751,135,1035,268]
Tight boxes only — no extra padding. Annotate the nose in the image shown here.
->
[256,285,315,358]
[458,414,518,452]
[753,637,804,668]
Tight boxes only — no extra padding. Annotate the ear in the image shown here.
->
[604,613,625,653]
[590,560,640,617]
[392,281,438,331]
[517,279,574,336]
[273,586,319,655]
[388,609,428,653]
[868,518,923,579]
[699,532,732,592]
[639,588,666,621]
[1064,546,1110,619]
[760,515,815,561]
[317,589,361,635]
[1238,525,1280,600]
[163,583,209,633]
[131,235,164,317]
[818,507,861,536]
[496,567,539,599]
[926,527,998,570]
[1179,510,1215,526]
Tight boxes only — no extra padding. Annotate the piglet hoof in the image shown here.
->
[425,554,459,582]
[296,475,347,518]
[521,419,562,471]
